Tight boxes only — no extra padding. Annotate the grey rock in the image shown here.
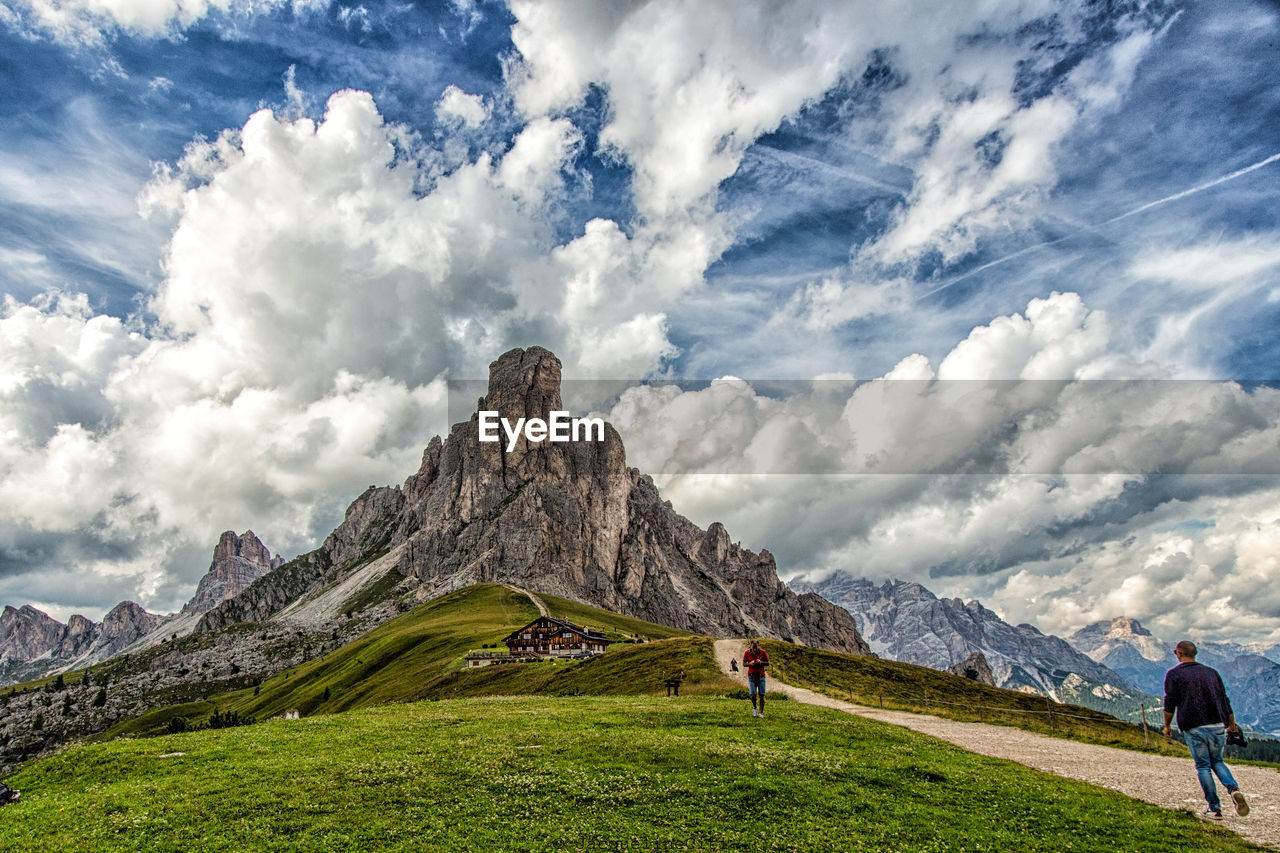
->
[791,574,1131,698]
[1218,654,1280,734]
[0,605,63,663]
[948,651,996,686]
[200,346,868,654]
[181,531,285,617]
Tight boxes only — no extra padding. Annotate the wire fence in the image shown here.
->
[847,687,1167,742]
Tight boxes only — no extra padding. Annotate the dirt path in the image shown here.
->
[714,640,1280,850]
[503,584,549,617]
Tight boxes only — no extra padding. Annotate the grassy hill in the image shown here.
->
[759,640,1193,758]
[105,584,716,737]
[0,696,1263,852]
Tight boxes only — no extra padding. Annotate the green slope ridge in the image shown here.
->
[105,583,711,737]
[1,697,1263,853]
[759,640,1193,757]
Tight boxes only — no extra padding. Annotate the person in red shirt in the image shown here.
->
[743,639,769,718]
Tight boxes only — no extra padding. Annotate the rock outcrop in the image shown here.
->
[948,651,996,686]
[181,531,284,617]
[201,346,869,654]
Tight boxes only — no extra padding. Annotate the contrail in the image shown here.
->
[1103,151,1280,224]
[916,151,1280,301]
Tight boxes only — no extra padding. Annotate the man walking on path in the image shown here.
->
[1163,640,1250,820]
[744,640,769,718]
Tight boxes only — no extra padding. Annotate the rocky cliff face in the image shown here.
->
[0,605,64,663]
[1219,654,1280,734]
[201,346,868,654]
[181,531,284,617]
[791,574,1132,699]
[96,602,163,658]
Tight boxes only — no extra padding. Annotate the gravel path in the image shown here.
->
[714,640,1280,850]
[503,584,549,617]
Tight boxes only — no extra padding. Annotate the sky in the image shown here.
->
[2,0,1279,645]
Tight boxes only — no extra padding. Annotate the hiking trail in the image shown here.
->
[714,639,1280,850]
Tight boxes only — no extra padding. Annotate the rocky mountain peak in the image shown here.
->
[482,345,563,422]
[1105,616,1150,638]
[0,604,64,663]
[182,531,285,617]
[199,345,869,655]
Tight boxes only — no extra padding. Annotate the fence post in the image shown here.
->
[1046,696,1056,732]
[924,687,929,713]
[1141,702,1149,747]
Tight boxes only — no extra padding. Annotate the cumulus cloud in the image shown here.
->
[596,291,1280,642]
[436,84,489,129]
[0,89,683,614]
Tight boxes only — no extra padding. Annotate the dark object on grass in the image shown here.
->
[665,677,682,697]
[1226,728,1248,748]
[0,782,20,805]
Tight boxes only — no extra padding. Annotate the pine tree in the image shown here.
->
[93,686,107,708]
[53,673,65,691]
[32,712,44,730]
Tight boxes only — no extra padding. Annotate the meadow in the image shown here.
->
[1,696,1265,852]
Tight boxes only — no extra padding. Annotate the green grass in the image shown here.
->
[760,641,1193,758]
[0,696,1263,852]
[102,584,707,738]
[532,592,692,642]
[420,636,736,699]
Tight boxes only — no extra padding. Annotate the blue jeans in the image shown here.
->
[1184,725,1239,811]
[748,673,766,697]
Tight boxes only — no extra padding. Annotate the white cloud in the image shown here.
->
[595,290,1280,642]
[1,89,684,612]
[1,0,324,42]
[436,84,489,129]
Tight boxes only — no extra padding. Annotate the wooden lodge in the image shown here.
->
[503,616,610,658]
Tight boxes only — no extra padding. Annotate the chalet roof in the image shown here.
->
[503,615,610,644]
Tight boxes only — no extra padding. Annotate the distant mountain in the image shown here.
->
[1069,616,1280,735]
[1066,617,1168,694]
[0,530,284,686]
[790,575,1140,706]
[0,601,161,686]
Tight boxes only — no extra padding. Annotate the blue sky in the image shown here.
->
[2,0,1279,644]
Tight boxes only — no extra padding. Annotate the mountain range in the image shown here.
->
[0,346,868,769]
[788,574,1149,714]
[0,530,282,686]
[1069,616,1280,734]
[788,574,1280,735]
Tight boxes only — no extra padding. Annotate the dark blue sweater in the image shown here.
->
[1164,661,1233,731]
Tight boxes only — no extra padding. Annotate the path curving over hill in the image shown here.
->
[714,640,1280,850]
[503,584,549,617]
